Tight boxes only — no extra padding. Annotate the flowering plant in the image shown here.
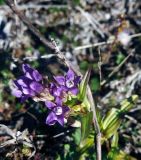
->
[12,64,91,127]
[11,64,138,160]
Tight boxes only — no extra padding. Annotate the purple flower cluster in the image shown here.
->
[45,69,81,126]
[12,64,43,102]
[12,64,81,126]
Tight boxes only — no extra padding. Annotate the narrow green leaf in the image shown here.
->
[102,108,119,130]
[80,111,93,143]
[104,119,121,139]
[101,95,138,140]
[111,132,119,148]
[79,69,91,101]
[120,95,138,112]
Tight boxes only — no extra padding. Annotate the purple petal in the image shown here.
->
[22,64,33,73]
[63,106,70,113]
[66,69,75,80]
[57,106,70,126]
[45,101,56,109]
[12,89,22,97]
[17,77,29,87]
[46,112,57,125]
[53,87,63,97]
[25,72,33,80]
[50,82,56,88]
[30,82,43,93]
[69,87,79,95]
[74,76,81,85]
[21,95,29,102]
[55,97,62,105]
[22,87,35,96]
[13,80,22,89]
[54,76,65,85]
[32,70,42,81]
[56,115,64,126]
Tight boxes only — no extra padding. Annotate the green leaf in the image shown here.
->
[80,111,93,143]
[78,69,91,101]
[111,132,119,148]
[90,77,100,92]
[108,149,137,160]
[80,61,89,71]
[73,128,81,145]
[116,53,125,65]
[104,119,121,139]
[102,108,120,130]
[120,95,138,112]
[101,95,138,140]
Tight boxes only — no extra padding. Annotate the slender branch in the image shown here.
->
[75,39,113,51]
[5,1,101,159]
[74,33,141,50]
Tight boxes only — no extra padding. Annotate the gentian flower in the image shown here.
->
[49,82,67,102]
[12,64,43,102]
[45,98,70,126]
[54,69,81,95]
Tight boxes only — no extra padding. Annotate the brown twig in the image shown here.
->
[5,1,101,159]
[74,33,141,51]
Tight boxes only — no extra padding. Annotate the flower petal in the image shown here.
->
[46,112,57,125]
[12,89,22,97]
[17,76,30,87]
[66,69,75,80]
[25,72,33,80]
[30,82,43,93]
[54,76,65,85]
[53,87,63,97]
[69,87,79,95]
[55,97,62,105]
[32,70,42,81]
[22,87,35,96]
[21,95,29,102]
[74,76,81,84]
[45,100,55,109]
[56,115,64,126]
[63,106,70,113]
[13,80,22,89]
[22,64,33,73]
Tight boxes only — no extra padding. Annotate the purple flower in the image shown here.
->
[54,69,81,95]
[12,64,43,102]
[49,82,67,101]
[45,98,70,126]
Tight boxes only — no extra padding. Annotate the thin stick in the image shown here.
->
[74,33,141,50]
[98,47,102,84]
[5,1,101,160]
